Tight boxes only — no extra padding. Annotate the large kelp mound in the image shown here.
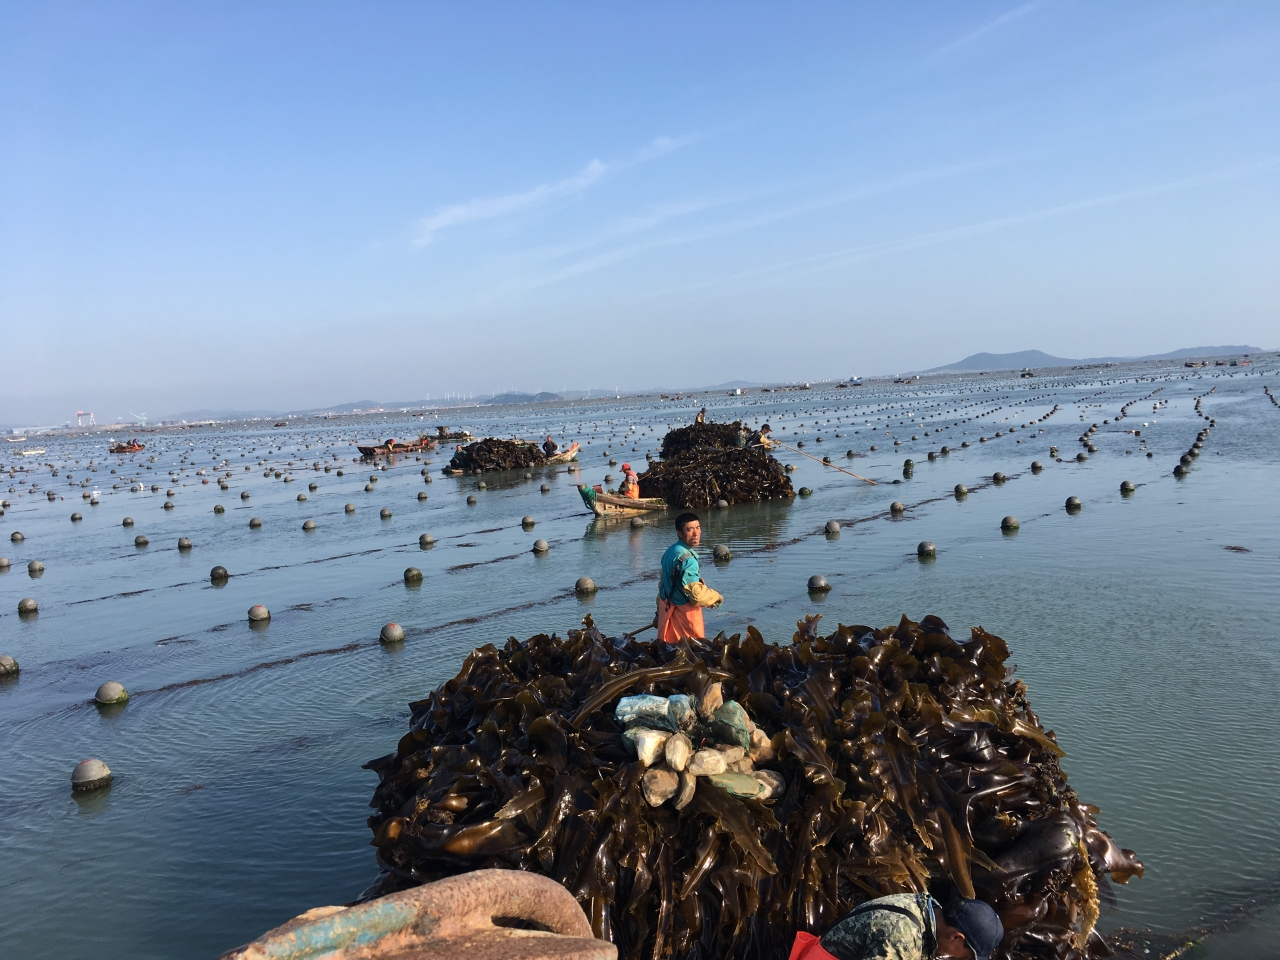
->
[641,420,794,508]
[363,615,1141,960]
[448,438,545,472]
[639,447,793,508]
[660,421,746,459]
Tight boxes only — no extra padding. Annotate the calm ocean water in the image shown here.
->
[2,359,1278,959]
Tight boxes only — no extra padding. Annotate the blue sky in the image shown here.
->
[2,2,1277,422]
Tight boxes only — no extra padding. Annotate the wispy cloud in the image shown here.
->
[645,158,1280,297]
[524,157,1012,287]
[930,2,1042,60]
[412,136,694,248]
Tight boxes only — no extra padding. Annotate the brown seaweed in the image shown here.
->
[638,420,795,508]
[364,614,1142,960]
[448,438,547,473]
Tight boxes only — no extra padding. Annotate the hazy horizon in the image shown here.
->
[3,2,1278,425]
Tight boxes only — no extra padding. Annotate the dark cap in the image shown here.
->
[946,898,1003,960]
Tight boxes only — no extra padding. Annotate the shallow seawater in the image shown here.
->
[2,359,1278,959]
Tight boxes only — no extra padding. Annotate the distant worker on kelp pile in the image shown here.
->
[738,423,773,449]
[618,462,641,499]
[790,893,1003,960]
[656,512,722,642]
[543,434,559,456]
[695,407,707,424]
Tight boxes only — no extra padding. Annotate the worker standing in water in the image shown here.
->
[656,513,722,642]
[618,462,641,499]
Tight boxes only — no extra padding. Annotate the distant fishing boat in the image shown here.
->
[7,436,26,442]
[109,440,145,454]
[578,483,667,517]
[21,448,46,456]
[357,436,438,458]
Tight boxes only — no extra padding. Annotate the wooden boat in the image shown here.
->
[578,483,667,517]
[109,441,145,454]
[357,437,438,458]
[545,442,580,465]
[442,441,580,476]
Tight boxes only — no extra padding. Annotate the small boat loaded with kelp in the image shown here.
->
[578,483,667,517]
[442,439,579,475]
[357,436,437,459]
[108,440,145,454]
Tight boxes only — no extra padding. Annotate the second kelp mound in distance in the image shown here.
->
[446,438,546,473]
[364,614,1142,960]
[639,420,794,508]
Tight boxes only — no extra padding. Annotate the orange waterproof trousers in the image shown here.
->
[656,599,704,643]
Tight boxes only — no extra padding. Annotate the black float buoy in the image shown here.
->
[992,472,1006,484]
[249,518,262,528]
[824,520,840,534]
[712,544,731,561]
[1000,516,1019,532]
[380,622,405,644]
[890,501,905,515]
[1120,480,1135,494]
[210,565,229,583]
[1065,497,1082,513]
[807,574,831,592]
[178,537,193,550]
[954,484,968,497]
[916,541,936,558]
[419,533,435,547]
[575,577,597,595]
[404,567,423,583]
[135,534,149,546]
[380,508,393,518]
[302,520,316,531]
[532,539,549,553]
[1031,461,1043,472]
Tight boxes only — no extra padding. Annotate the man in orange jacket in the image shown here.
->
[618,463,641,499]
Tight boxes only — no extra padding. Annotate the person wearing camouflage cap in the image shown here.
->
[789,892,1004,960]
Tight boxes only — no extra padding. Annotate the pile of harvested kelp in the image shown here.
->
[660,421,746,459]
[363,615,1142,960]
[447,438,545,472]
[639,421,794,508]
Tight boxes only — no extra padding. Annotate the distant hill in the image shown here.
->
[481,392,563,406]
[928,345,1262,373]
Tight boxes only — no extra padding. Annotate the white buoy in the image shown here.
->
[94,681,129,705]
[71,758,112,792]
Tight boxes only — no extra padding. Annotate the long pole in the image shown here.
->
[773,440,877,485]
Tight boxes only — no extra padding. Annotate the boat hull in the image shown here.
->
[578,484,666,517]
[357,440,436,458]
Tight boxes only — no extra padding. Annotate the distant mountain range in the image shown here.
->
[927,345,1262,373]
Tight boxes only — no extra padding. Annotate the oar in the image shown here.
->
[773,440,877,485]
